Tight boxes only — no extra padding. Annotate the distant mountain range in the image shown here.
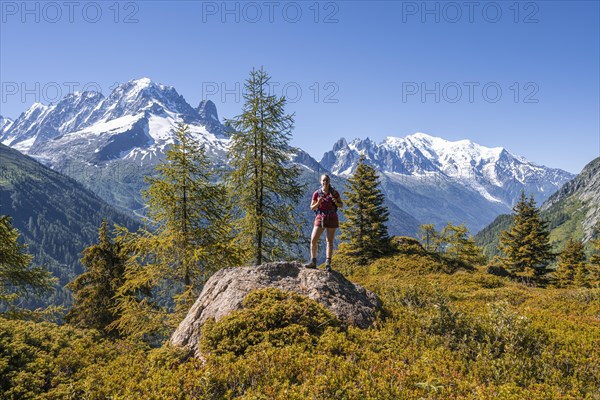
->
[475,156,600,257]
[320,133,573,232]
[0,144,139,308]
[1,78,576,235]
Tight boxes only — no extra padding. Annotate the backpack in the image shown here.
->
[316,187,338,213]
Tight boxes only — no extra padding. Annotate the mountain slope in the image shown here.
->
[321,133,574,233]
[0,116,13,134]
[0,144,139,308]
[475,156,600,256]
[541,156,600,244]
[1,78,229,213]
[2,79,572,238]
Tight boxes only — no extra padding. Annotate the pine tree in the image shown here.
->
[112,123,242,341]
[0,215,54,306]
[225,67,304,265]
[65,220,125,335]
[498,191,554,276]
[340,155,391,262]
[555,239,587,287]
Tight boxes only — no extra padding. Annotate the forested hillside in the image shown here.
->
[0,144,139,308]
[475,157,600,258]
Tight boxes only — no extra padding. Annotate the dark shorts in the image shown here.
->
[314,212,339,228]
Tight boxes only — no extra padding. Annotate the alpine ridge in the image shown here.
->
[1,78,575,234]
[320,133,574,232]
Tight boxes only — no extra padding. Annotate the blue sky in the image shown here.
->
[1,0,598,173]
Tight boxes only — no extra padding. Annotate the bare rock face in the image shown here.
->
[170,262,381,358]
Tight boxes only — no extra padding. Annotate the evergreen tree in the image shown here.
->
[112,123,242,341]
[440,222,485,265]
[419,224,440,253]
[555,239,587,287]
[340,155,391,262]
[588,223,600,286]
[498,191,554,276]
[0,215,54,306]
[225,67,304,265]
[65,220,125,335]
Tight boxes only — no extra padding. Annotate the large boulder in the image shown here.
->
[171,262,381,358]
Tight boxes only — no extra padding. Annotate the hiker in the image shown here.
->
[305,174,343,271]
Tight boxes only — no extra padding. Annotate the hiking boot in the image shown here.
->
[325,264,332,272]
[304,259,317,269]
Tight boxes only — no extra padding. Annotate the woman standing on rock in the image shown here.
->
[305,174,343,271]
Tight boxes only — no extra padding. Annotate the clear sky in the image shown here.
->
[1,0,598,173]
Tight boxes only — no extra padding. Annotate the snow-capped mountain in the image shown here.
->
[0,78,234,212]
[0,78,228,166]
[321,133,574,232]
[0,116,14,135]
[2,77,576,235]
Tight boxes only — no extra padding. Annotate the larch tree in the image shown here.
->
[440,222,485,265]
[111,123,242,342]
[225,67,304,265]
[340,155,391,262]
[419,224,440,253]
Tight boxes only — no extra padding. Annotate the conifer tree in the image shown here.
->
[440,222,485,265]
[0,215,54,306]
[225,67,304,265]
[498,191,554,276]
[419,224,440,253]
[65,220,125,334]
[588,224,600,286]
[340,155,391,262]
[555,239,587,287]
[112,123,242,341]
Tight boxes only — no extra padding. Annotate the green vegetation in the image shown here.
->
[418,222,484,266]
[107,124,243,342]
[555,239,588,288]
[499,191,554,277]
[225,67,305,265]
[2,240,598,399]
[200,288,341,357]
[65,219,126,335]
[0,144,139,309]
[0,215,55,309]
[340,155,391,262]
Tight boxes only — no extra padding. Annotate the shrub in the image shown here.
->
[200,288,342,356]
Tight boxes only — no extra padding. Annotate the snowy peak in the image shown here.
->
[348,137,377,152]
[196,99,225,137]
[320,132,575,208]
[2,78,228,157]
[88,78,197,122]
[197,100,218,122]
[0,116,14,134]
[332,137,348,152]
